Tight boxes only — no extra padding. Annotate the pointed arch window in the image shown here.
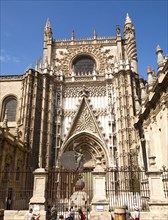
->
[1,96,17,122]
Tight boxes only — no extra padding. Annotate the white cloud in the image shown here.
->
[0,50,20,63]
[0,55,5,62]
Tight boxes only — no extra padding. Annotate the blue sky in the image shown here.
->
[0,0,167,79]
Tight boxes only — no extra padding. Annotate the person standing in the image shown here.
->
[51,205,57,220]
[125,205,133,220]
[27,208,33,220]
[69,206,75,220]
[65,207,70,219]
[132,206,140,220]
[78,209,86,220]
[46,205,51,220]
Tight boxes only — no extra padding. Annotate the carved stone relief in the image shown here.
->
[53,44,114,75]
[64,86,106,97]
[64,94,108,143]
[72,104,97,134]
[63,108,107,117]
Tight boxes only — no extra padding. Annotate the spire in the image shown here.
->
[147,66,154,89]
[44,18,52,41]
[125,13,132,24]
[71,30,75,40]
[147,66,152,73]
[156,45,164,64]
[124,13,137,73]
[45,18,51,28]
[94,28,97,39]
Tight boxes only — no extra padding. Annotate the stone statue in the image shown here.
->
[70,178,88,208]
[75,150,84,171]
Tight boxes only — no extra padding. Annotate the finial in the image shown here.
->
[44,56,48,67]
[45,18,50,28]
[71,30,75,40]
[147,66,154,87]
[156,45,164,65]
[147,66,152,73]
[125,13,132,24]
[116,25,121,36]
[94,28,97,39]
[35,59,39,71]
[44,18,52,40]
[156,45,163,53]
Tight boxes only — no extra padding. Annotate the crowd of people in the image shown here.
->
[28,204,140,220]
[45,205,86,220]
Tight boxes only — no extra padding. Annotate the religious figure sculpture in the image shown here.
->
[75,150,84,171]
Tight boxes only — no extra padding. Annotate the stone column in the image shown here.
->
[29,168,47,220]
[147,168,168,220]
[90,156,111,220]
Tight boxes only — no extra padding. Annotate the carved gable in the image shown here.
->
[65,97,104,141]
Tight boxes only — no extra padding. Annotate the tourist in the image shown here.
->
[46,205,51,220]
[125,205,133,220]
[65,207,70,219]
[59,214,64,219]
[51,205,57,220]
[78,209,86,220]
[30,213,36,220]
[132,206,140,220]
[69,206,75,220]
[35,213,40,220]
[28,208,33,220]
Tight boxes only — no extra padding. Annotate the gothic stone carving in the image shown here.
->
[54,45,114,75]
[64,86,106,98]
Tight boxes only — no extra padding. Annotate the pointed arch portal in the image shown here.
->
[61,131,109,169]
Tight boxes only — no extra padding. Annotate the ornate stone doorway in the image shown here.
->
[61,131,109,170]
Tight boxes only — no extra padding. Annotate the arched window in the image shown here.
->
[73,55,95,75]
[1,96,17,122]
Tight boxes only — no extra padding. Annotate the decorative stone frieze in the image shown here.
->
[63,85,106,97]
[53,44,115,75]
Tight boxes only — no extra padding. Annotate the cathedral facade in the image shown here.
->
[0,14,142,171]
[0,14,168,217]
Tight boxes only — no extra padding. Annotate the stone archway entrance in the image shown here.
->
[61,131,109,170]
[46,132,109,218]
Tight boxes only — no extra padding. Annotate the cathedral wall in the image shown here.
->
[0,80,22,128]
[0,80,22,101]
[156,108,168,168]
[146,105,168,169]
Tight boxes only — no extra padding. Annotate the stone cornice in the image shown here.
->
[0,74,24,81]
[54,36,118,47]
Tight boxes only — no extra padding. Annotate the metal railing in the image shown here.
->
[1,168,167,213]
[106,169,150,211]
[162,169,168,198]
[0,170,34,210]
